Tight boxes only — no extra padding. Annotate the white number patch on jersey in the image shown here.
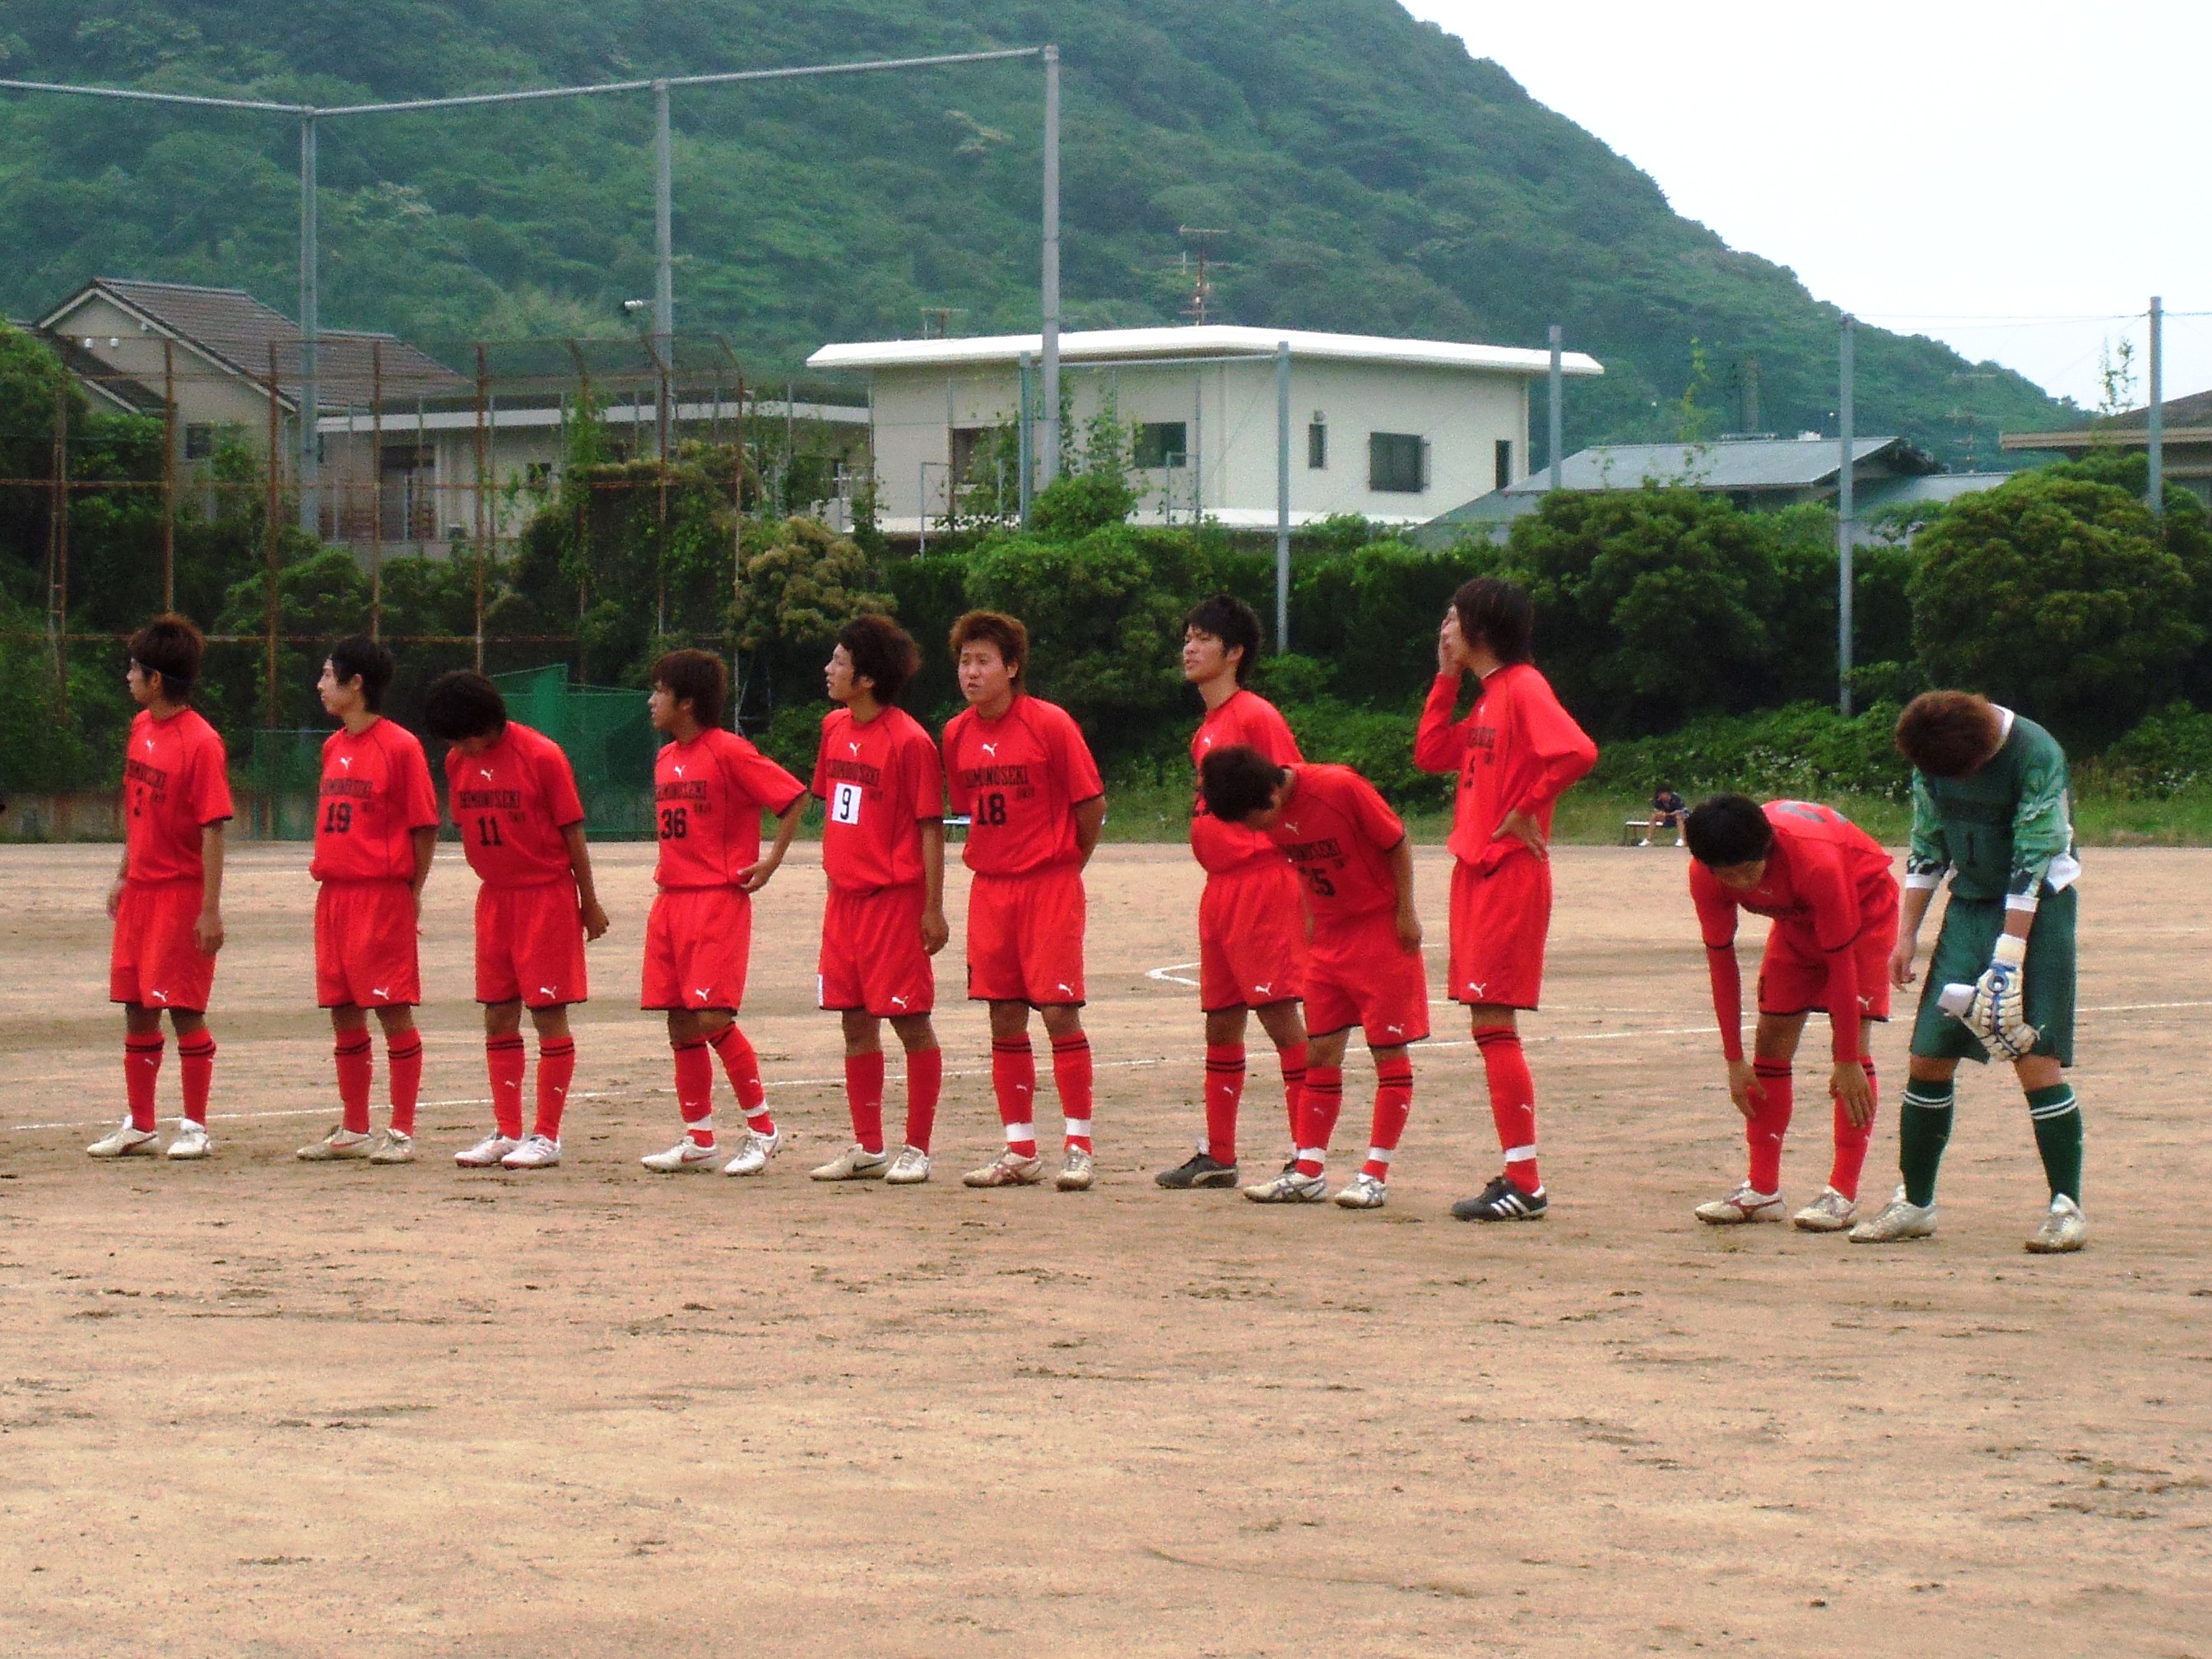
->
[830,781,865,825]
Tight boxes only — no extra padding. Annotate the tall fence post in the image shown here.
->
[2148,295,2164,516]
[1837,314,1855,718]
[474,342,490,672]
[1039,44,1062,486]
[265,344,282,730]
[1546,323,1564,491]
[161,337,177,611]
[49,376,68,717]
[1275,339,1290,653]
[369,341,383,640]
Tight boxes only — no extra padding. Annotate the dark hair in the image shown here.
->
[421,670,509,742]
[1183,592,1262,685]
[950,611,1028,682]
[1198,745,1285,824]
[128,612,204,700]
[652,648,728,727]
[1451,577,1534,665]
[328,635,396,713]
[838,614,920,706]
[1896,690,2002,778]
[1684,793,1775,867]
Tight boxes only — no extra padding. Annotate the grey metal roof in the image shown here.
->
[1494,434,1932,496]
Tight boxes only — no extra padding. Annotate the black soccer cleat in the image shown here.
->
[1155,1150,1239,1189]
[1451,1173,1549,1222]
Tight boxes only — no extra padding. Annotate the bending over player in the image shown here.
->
[942,611,1107,1191]
[424,671,609,1171]
[1415,579,1596,1221]
[298,637,440,1165]
[1157,593,1310,1191]
[1682,794,1897,1230]
[1202,746,1428,1211]
[90,614,232,1160]
[809,616,950,1186]
[637,649,807,1174]
[1852,691,2088,1252]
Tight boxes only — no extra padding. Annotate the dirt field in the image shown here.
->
[0,839,2205,1657]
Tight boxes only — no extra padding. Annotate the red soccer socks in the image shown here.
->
[334,1034,374,1136]
[1203,1042,1246,1166]
[1294,1064,1345,1178]
[1829,1056,1876,1201]
[124,1034,164,1132]
[535,1037,576,1142]
[1278,1041,1308,1146]
[992,1038,1039,1158]
[1746,1059,1793,1193]
[385,1033,424,1138]
[1051,1033,1094,1152]
[672,1038,716,1146]
[709,1023,774,1139]
[1363,1053,1414,1181]
[904,1043,941,1155]
[1474,1026,1540,1193]
[845,1050,887,1155]
[486,1034,527,1140]
[176,1033,215,1127]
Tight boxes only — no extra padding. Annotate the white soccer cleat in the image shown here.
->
[87,1118,159,1159]
[1243,1169,1327,1203]
[963,1151,1046,1187]
[723,1127,784,1177]
[809,1143,890,1181]
[455,1133,519,1169]
[1055,1147,1095,1192]
[884,1146,932,1185]
[165,1119,212,1161]
[500,1134,561,1170]
[367,1129,417,1165]
[2024,1193,2087,1254]
[641,1137,719,1173]
[1333,1172,1388,1210]
[1849,1187,1938,1243]
[296,1125,372,1162]
[1694,1183,1784,1225]
[1791,1187,1857,1232]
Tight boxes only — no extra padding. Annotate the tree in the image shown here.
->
[728,516,892,713]
[1910,472,2200,745]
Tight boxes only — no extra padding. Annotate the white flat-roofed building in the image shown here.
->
[806,325,1602,534]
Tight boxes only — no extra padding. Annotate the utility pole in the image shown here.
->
[1838,314,1855,718]
[1016,351,1034,524]
[298,110,318,537]
[2149,295,2164,515]
[653,81,675,452]
[1039,44,1062,486]
[1275,339,1291,651]
[1546,323,1564,491]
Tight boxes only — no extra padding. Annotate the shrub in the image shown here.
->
[2100,702,2212,797]
[1588,701,1910,802]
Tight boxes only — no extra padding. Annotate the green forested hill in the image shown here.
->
[0,0,2061,468]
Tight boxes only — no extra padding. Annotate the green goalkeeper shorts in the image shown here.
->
[1910,884,2076,1066]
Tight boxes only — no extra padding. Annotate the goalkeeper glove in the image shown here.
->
[1968,933,2038,1059]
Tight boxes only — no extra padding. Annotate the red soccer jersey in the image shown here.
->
[652,727,806,890]
[310,718,439,883]
[1690,800,1898,1062]
[813,704,944,892]
[1190,688,1304,876]
[942,695,1104,876]
[1265,764,1407,932]
[121,706,234,885]
[444,721,587,888]
[1415,663,1596,873]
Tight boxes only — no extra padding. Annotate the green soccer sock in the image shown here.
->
[2026,1084,2084,1203]
[1898,1077,1956,1208]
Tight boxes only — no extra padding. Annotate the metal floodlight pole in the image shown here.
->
[653,79,675,440]
[1017,351,1034,524]
[2148,295,2164,516]
[1275,339,1291,652]
[1039,44,1062,487]
[1546,323,1564,491]
[1837,314,1855,718]
[298,110,319,537]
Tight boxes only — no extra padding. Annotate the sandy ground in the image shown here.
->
[0,839,2205,1657]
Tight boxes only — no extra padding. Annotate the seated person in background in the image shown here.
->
[1643,783,1688,847]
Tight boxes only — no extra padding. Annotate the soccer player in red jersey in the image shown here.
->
[1414,578,1596,1222]
[424,671,610,1173]
[637,648,808,1174]
[1156,593,1311,1191]
[1200,747,1427,1210]
[90,614,233,1161]
[1684,794,1898,1230]
[807,616,950,1185]
[297,637,441,1166]
[941,611,1108,1192]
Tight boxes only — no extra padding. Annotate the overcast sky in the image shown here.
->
[1401,0,2202,411]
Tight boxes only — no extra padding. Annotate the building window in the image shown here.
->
[1369,431,1428,494]
[1308,416,1327,471]
[1134,421,1187,470]
[1494,439,1513,491]
[184,424,214,461]
[950,425,993,483]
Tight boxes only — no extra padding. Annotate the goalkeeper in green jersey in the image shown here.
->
[1852,690,2086,1252]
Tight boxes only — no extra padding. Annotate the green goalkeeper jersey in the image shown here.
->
[1904,709,2080,905]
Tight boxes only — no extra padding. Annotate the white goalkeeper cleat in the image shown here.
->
[1791,1187,1857,1231]
[640,1137,719,1173]
[455,1133,519,1169]
[1694,1183,1783,1225]
[87,1118,159,1159]
[165,1119,212,1160]
[500,1134,561,1169]
[723,1127,783,1176]
[2024,1193,2087,1253]
[1850,1187,1938,1243]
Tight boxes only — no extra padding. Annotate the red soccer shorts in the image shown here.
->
[1198,861,1308,1012]
[820,881,936,1018]
[476,881,589,1009]
[1448,854,1552,1010]
[641,885,753,1012]
[1303,912,1431,1047]
[315,878,421,1008]
[1757,892,1899,1025]
[109,880,217,1012]
[966,865,1085,1006]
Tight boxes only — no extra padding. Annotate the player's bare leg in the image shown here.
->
[1451,1003,1550,1220]
[1334,1039,1412,1211]
[966,1000,1050,1187]
[1246,1025,1343,1202]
